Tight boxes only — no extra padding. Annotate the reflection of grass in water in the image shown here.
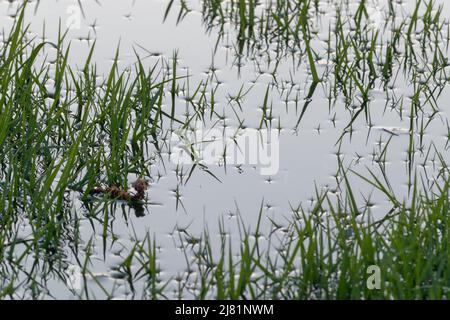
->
[2,1,450,299]
[165,0,449,138]
[166,0,450,201]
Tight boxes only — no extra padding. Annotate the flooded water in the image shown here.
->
[2,0,450,299]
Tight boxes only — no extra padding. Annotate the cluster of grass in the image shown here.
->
[0,4,179,297]
[1,0,450,300]
[165,1,450,213]
[166,0,450,134]
[172,169,450,299]
[69,158,450,299]
[166,0,321,69]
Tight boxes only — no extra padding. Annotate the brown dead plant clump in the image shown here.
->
[90,178,149,202]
